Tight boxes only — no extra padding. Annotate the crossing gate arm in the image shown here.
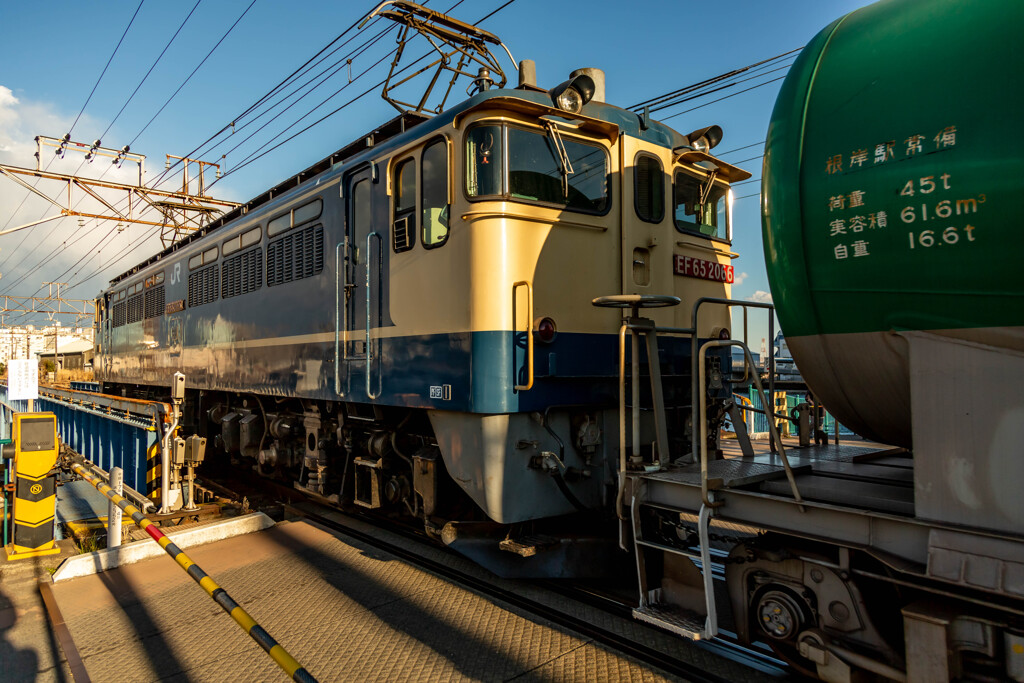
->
[68,459,318,683]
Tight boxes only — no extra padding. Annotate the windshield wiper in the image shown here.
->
[544,121,574,198]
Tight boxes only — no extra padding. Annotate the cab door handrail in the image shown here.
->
[512,280,533,391]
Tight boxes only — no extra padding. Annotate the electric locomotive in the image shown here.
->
[93,29,747,576]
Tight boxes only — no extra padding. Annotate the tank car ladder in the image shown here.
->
[593,295,804,642]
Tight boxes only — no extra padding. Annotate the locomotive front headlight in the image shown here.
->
[549,73,595,114]
[556,87,583,113]
[685,125,723,153]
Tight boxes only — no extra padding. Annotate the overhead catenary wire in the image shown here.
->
[69,0,147,136]
[211,0,534,188]
[10,0,519,305]
[0,0,147,239]
[0,0,206,298]
[148,5,391,192]
[33,7,400,302]
[97,0,205,143]
[61,0,486,295]
[660,75,788,122]
[716,140,765,156]
[127,0,257,147]
[628,47,801,112]
[3,0,269,301]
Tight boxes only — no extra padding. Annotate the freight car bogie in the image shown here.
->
[728,534,1024,681]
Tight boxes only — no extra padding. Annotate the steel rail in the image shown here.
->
[68,460,318,683]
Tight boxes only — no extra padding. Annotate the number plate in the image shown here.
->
[673,255,734,283]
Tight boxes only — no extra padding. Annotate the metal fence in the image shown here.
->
[0,383,169,495]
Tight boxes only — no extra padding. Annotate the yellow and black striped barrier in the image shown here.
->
[69,460,317,683]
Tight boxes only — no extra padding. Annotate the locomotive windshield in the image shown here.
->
[674,169,729,240]
[466,123,608,213]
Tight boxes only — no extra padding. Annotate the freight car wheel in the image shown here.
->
[750,585,819,679]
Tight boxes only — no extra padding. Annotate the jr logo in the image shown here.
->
[170,262,182,285]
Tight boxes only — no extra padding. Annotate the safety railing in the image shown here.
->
[0,383,170,497]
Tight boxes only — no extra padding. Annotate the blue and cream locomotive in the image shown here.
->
[95,57,745,574]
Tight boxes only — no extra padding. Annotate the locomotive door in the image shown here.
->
[621,138,673,301]
[336,167,380,397]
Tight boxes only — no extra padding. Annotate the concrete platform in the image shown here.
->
[0,539,77,682]
[47,519,692,682]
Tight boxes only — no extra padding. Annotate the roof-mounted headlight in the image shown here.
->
[549,74,596,114]
[686,125,723,152]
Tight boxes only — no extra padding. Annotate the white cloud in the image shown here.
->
[747,290,773,304]
[0,87,164,301]
[733,271,748,286]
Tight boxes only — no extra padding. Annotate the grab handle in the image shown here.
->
[365,232,383,399]
[512,280,533,391]
[334,238,349,396]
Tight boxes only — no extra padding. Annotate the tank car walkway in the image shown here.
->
[40,517,751,682]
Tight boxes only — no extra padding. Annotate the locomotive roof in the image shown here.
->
[108,88,687,287]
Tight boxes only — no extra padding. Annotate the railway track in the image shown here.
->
[201,469,798,683]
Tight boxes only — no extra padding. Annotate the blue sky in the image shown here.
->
[0,0,875,340]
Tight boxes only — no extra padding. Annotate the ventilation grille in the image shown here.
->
[144,286,165,319]
[222,247,263,299]
[393,216,411,252]
[112,302,126,328]
[127,294,144,324]
[188,264,219,307]
[267,224,323,287]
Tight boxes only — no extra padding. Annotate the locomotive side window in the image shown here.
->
[635,154,665,223]
[188,247,218,270]
[223,225,262,256]
[466,125,502,197]
[392,157,416,253]
[293,200,321,227]
[268,213,289,237]
[269,199,323,238]
[421,138,449,248]
[674,170,728,240]
[353,178,370,229]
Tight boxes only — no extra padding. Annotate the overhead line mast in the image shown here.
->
[0,137,239,248]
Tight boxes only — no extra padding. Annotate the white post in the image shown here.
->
[108,466,123,549]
